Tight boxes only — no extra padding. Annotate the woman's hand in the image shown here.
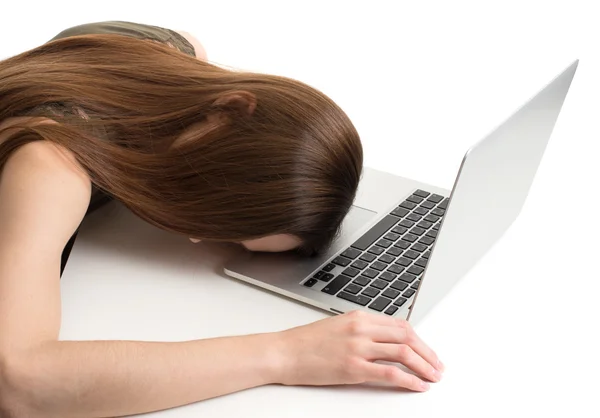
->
[275,310,443,391]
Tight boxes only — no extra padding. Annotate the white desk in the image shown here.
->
[60,162,599,418]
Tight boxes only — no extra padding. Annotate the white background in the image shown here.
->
[2,1,599,417]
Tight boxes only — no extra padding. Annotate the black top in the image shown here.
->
[49,21,196,56]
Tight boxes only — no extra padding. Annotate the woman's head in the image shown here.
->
[0,35,363,255]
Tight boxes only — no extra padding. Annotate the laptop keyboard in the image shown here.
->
[303,189,448,315]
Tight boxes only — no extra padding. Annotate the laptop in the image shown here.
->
[224,60,578,324]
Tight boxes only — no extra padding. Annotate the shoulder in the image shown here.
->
[173,30,208,60]
[1,117,92,218]
[0,135,92,249]
[1,117,89,183]
[7,139,89,184]
[1,128,92,209]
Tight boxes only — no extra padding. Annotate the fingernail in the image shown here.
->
[420,380,430,391]
[432,368,442,382]
[436,359,445,372]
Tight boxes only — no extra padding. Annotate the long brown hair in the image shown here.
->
[0,35,362,254]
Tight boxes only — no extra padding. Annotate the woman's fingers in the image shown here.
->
[366,342,442,382]
[365,320,444,372]
[365,324,410,344]
[360,361,430,392]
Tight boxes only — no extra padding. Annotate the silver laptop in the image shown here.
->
[224,60,578,324]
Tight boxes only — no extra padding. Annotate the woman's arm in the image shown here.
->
[0,141,280,417]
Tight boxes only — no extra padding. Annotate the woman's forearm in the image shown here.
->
[6,333,283,417]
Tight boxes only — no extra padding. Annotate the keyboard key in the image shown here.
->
[360,252,376,262]
[323,263,336,272]
[342,267,360,278]
[415,257,428,268]
[362,287,380,298]
[407,195,424,204]
[387,264,405,274]
[394,297,408,307]
[332,256,351,267]
[391,225,408,235]
[320,273,334,282]
[426,230,438,239]
[423,250,431,259]
[394,240,410,250]
[378,254,395,264]
[371,279,388,290]
[438,198,449,209]
[433,223,440,230]
[408,265,424,276]
[399,273,417,283]
[417,220,433,229]
[368,246,384,255]
[411,243,428,252]
[304,278,318,287]
[411,280,420,290]
[375,239,393,248]
[386,247,403,257]
[413,189,430,198]
[353,276,371,286]
[407,213,422,222]
[321,275,352,294]
[337,291,372,306]
[314,271,325,279]
[351,259,369,270]
[413,207,428,215]
[391,207,409,218]
[379,271,397,282]
[384,305,399,315]
[384,232,401,241]
[369,296,392,312]
[404,250,419,259]
[425,214,440,223]
[351,215,399,251]
[401,234,418,243]
[362,268,379,278]
[395,257,412,267]
[420,200,435,209]
[409,227,426,236]
[403,289,416,298]
[370,261,387,271]
[399,201,416,210]
[432,208,445,217]
[390,280,409,291]
[428,194,444,203]
[400,219,415,228]
[344,283,363,294]
[382,288,400,299]
[419,236,435,246]
[341,248,361,259]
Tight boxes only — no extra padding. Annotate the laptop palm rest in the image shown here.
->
[224,204,377,285]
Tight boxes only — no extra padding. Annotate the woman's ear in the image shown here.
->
[213,91,257,116]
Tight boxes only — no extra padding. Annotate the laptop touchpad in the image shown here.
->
[330,204,378,255]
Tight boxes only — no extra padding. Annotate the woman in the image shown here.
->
[0,21,443,417]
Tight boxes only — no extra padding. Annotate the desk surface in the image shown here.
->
[60,181,599,418]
